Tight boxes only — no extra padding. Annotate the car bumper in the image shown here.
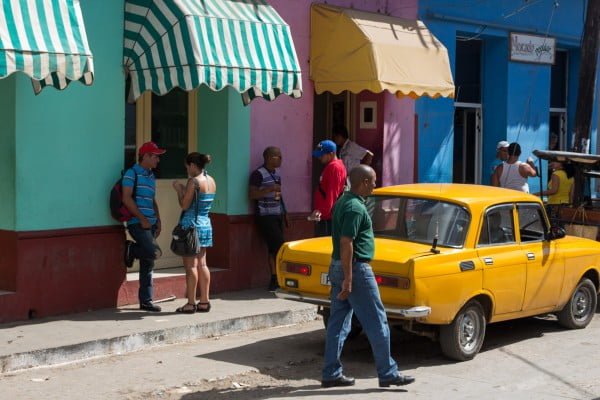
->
[274,289,431,319]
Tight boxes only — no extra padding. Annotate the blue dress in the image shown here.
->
[180,189,215,248]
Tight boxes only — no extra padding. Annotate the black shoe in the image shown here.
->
[124,240,135,268]
[140,302,161,312]
[268,275,279,292]
[379,374,415,387]
[321,375,355,388]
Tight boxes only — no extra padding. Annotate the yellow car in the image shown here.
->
[275,184,600,361]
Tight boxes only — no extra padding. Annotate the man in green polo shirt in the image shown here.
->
[321,165,415,389]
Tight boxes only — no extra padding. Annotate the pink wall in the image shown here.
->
[250,0,418,213]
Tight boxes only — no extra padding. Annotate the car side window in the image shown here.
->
[478,205,515,246]
[517,203,546,242]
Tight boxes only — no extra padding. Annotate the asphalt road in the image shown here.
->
[2,310,600,400]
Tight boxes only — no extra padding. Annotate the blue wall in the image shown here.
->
[417,0,592,189]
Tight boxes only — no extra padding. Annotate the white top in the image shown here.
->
[500,161,529,193]
[339,139,369,173]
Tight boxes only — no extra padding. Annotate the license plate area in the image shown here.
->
[320,273,331,286]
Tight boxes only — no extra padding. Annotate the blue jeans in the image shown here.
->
[127,224,162,303]
[322,260,398,381]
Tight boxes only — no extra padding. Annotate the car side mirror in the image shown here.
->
[546,226,566,241]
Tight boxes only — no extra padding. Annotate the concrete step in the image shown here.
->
[0,289,318,373]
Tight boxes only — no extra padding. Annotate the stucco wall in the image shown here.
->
[0,76,16,231]
[249,0,418,213]
[418,0,592,186]
[13,0,124,231]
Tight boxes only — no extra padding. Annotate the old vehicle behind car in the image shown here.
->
[275,184,600,361]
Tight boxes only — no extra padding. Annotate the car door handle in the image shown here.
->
[483,257,493,265]
[459,260,475,271]
[526,252,535,261]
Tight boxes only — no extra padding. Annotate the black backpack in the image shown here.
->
[109,169,137,222]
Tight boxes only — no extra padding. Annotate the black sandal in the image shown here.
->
[176,303,196,314]
[196,302,211,313]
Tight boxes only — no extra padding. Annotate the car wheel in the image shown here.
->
[556,278,597,329]
[321,307,363,340]
[439,300,486,361]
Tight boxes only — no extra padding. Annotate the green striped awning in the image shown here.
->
[0,0,94,93]
[123,0,302,105]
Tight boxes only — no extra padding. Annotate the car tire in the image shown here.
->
[321,307,363,340]
[556,278,597,329]
[439,300,486,361]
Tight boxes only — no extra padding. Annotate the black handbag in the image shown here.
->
[170,190,200,257]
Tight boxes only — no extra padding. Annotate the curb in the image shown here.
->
[0,307,317,374]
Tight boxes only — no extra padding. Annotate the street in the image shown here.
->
[1,311,599,400]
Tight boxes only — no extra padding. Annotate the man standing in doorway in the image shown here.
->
[332,125,373,174]
[122,141,166,312]
[309,140,347,236]
[321,165,415,388]
[491,142,537,192]
[249,146,288,292]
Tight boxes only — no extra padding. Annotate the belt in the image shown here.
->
[353,258,371,263]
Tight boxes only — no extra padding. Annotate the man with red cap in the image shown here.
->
[122,141,166,312]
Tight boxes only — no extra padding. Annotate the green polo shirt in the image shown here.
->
[331,192,375,261]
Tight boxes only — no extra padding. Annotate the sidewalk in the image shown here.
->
[0,289,317,374]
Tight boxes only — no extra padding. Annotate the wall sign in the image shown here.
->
[510,32,555,65]
[359,101,377,129]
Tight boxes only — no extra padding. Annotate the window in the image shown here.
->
[370,196,470,247]
[478,205,515,246]
[517,203,546,242]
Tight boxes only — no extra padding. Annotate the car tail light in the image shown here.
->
[285,262,311,276]
[375,275,410,289]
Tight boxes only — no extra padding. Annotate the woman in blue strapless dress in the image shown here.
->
[172,153,216,314]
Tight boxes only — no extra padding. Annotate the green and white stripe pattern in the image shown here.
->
[0,0,94,93]
[124,0,302,105]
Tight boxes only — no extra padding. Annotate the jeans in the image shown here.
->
[322,260,398,381]
[315,220,332,237]
[127,223,162,303]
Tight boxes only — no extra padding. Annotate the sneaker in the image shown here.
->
[124,240,134,268]
[140,302,162,312]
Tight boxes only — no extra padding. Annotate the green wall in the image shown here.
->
[13,0,125,231]
[0,75,16,231]
[197,87,251,215]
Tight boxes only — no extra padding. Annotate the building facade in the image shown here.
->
[1,0,597,323]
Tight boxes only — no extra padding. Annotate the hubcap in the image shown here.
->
[458,309,480,352]
[572,288,590,321]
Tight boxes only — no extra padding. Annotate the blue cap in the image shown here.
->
[312,140,337,158]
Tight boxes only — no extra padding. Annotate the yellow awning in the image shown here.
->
[310,4,455,99]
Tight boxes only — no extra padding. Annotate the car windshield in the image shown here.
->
[368,195,470,247]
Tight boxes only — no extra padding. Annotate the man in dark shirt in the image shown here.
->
[321,165,415,389]
[249,146,287,291]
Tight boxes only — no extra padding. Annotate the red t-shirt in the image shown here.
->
[313,158,347,220]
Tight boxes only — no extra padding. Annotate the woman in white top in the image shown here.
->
[491,142,537,192]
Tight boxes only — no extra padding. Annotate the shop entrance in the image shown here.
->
[550,50,568,150]
[312,91,355,186]
[125,84,197,270]
[453,105,482,183]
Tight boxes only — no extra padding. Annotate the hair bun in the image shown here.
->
[202,154,212,165]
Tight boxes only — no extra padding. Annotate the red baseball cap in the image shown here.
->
[139,141,166,155]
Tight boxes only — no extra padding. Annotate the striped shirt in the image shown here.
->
[122,164,157,225]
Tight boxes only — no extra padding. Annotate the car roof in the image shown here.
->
[373,183,540,207]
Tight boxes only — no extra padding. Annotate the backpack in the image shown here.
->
[109,169,137,222]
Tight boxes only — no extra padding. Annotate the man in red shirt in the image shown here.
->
[309,140,347,236]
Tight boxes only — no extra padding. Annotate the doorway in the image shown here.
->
[453,106,482,184]
[124,85,197,270]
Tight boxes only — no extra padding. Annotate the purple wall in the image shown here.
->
[250,0,418,213]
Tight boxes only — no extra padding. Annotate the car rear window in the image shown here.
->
[369,196,470,247]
